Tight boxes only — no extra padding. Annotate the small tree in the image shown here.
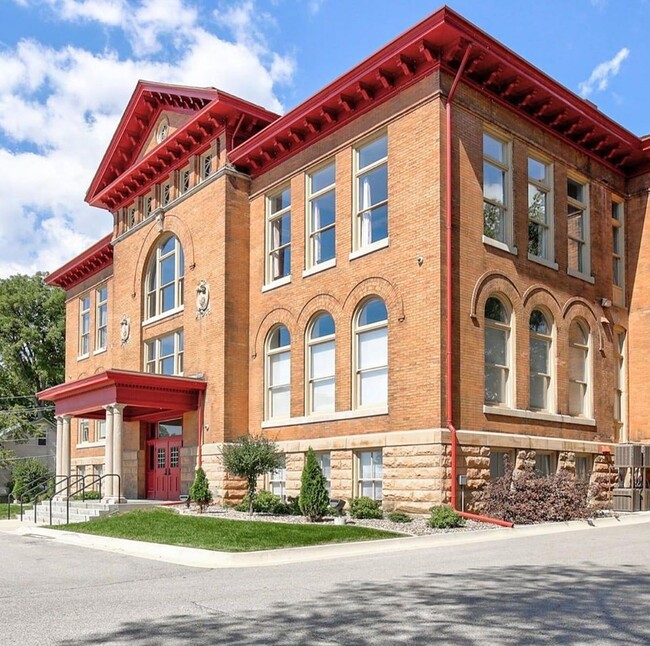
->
[221,434,284,514]
[11,458,51,502]
[189,467,212,513]
[299,448,330,521]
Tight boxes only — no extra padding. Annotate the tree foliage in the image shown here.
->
[299,448,330,521]
[189,467,213,513]
[221,434,284,514]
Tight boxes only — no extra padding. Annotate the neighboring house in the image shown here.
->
[38,7,650,511]
[0,418,56,500]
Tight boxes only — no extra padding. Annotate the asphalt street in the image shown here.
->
[1,521,649,645]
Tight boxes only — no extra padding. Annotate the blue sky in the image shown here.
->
[0,0,647,277]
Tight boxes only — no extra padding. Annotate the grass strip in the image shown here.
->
[0,503,33,519]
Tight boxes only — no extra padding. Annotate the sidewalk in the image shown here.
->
[2,512,649,569]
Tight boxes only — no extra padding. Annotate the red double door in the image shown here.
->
[146,420,183,500]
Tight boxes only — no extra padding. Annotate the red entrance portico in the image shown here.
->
[39,370,206,501]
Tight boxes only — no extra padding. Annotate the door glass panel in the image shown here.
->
[157,447,166,469]
[170,446,179,468]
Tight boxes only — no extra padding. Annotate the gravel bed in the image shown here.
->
[176,504,501,536]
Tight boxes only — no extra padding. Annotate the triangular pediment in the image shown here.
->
[135,109,195,164]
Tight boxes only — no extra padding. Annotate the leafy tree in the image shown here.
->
[189,467,213,513]
[0,273,65,468]
[11,457,52,502]
[221,434,284,514]
[299,448,330,521]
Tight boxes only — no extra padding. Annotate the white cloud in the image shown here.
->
[578,47,630,98]
[0,0,294,277]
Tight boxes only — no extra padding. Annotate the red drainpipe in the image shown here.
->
[197,390,205,469]
[444,44,513,529]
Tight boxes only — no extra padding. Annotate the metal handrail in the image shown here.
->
[7,474,65,522]
[58,474,121,525]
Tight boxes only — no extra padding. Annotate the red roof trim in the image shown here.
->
[45,233,113,290]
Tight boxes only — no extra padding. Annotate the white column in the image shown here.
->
[55,416,63,476]
[103,405,114,500]
[61,416,71,499]
[112,404,126,502]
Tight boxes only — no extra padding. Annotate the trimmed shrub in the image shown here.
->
[72,490,102,501]
[349,497,383,519]
[387,511,412,524]
[235,490,290,515]
[299,448,330,521]
[189,467,213,513]
[428,505,465,529]
[11,458,51,502]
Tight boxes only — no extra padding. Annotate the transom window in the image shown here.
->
[567,178,590,277]
[145,235,185,320]
[95,285,108,352]
[354,298,388,409]
[307,163,336,268]
[145,330,184,376]
[529,309,552,411]
[484,296,512,406]
[527,157,553,261]
[307,313,335,414]
[266,326,291,419]
[355,134,388,249]
[357,450,382,501]
[79,294,90,357]
[568,319,590,417]
[483,132,511,245]
[266,187,291,283]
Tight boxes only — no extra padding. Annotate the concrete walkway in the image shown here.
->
[2,511,650,569]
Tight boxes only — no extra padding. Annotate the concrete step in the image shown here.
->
[22,500,165,525]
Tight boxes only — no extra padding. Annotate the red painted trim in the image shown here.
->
[45,233,113,289]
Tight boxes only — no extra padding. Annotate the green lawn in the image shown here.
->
[53,508,404,552]
[0,503,32,519]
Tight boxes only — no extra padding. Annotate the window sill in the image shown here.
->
[77,353,89,361]
[302,258,336,278]
[483,236,518,256]
[142,306,184,327]
[567,268,595,284]
[261,407,388,429]
[483,405,596,426]
[93,347,107,356]
[262,275,291,292]
[349,238,389,261]
[528,254,559,271]
[76,441,106,449]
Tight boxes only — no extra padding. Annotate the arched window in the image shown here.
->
[307,313,335,414]
[145,235,185,319]
[266,326,291,419]
[529,309,553,411]
[354,298,388,408]
[484,296,512,406]
[569,319,590,417]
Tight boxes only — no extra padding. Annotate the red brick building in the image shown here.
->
[39,7,650,512]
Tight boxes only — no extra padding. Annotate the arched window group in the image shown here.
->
[264,298,388,420]
[145,234,185,320]
[483,294,593,417]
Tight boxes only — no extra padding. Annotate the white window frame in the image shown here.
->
[484,296,513,407]
[78,294,90,358]
[96,419,106,441]
[161,180,171,207]
[78,419,90,445]
[306,161,336,270]
[180,166,191,195]
[306,313,336,415]
[568,319,592,418]
[353,298,388,410]
[529,309,555,413]
[567,177,591,280]
[266,186,291,284]
[354,133,388,251]
[265,326,291,420]
[145,330,184,376]
[527,155,555,266]
[126,204,137,230]
[200,151,213,181]
[269,457,287,501]
[145,235,185,322]
[95,285,108,352]
[356,449,382,501]
[143,192,154,219]
[614,329,627,442]
[315,451,331,495]
[482,130,513,249]
[612,198,625,306]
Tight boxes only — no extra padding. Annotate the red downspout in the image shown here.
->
[445,44,513,529]
[197,390,205,469]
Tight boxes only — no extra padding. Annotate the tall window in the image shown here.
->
[483,132,510,244]
[95,285,108,351]
[161,181,171,206]
[126,204,136,230]
[144,193,153,218]
[307,163,336,268]
[96,419,106,441]
[266,326,291,419]
[567,178,590,277]
[79,294,90,357]
[355,134,388,249]
[145,235,185,319]
[490,450,512,479]
[269,457,286,501]
[612,199,625,305]
[614,330,627,442]
[354,298,388,409]
[568,319,590,417]
[145,330,184,376]
[315,452,331,494]
[180,167,191,194]
[357,450,382,501]
[307,313,335,414]
[535,452,555,476]
[528,157,553,262]
[78,419,90,444]
[266,187,291,283]
[529,309,552,411]
[201,152,212,180]
[484,296,512,406]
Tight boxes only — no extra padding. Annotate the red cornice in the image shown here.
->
[230,6,648,177]
[45,233,113,290]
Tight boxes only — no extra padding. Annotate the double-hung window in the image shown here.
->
[357,450,382,501]
[78,419,90,444]
[484,296,512,406]
[355,134,388,250]
[79,295,90,357]
[145,330,184,376]
[315,452,331,494]
[612,199,625,305]
[614,329,627,442]
[266,188,291,283]
[95,285,108,352]
[568,319,590,417]
[529,309,553,412]
[354,299,388,409]
[567,178,591,278]
[266,326,291,419]
[483,132,511,246]
[527,157,554,263]
[145,235,185,319]
[269,457,286,501]
[307,163,336,269]
[307,313,335,414]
